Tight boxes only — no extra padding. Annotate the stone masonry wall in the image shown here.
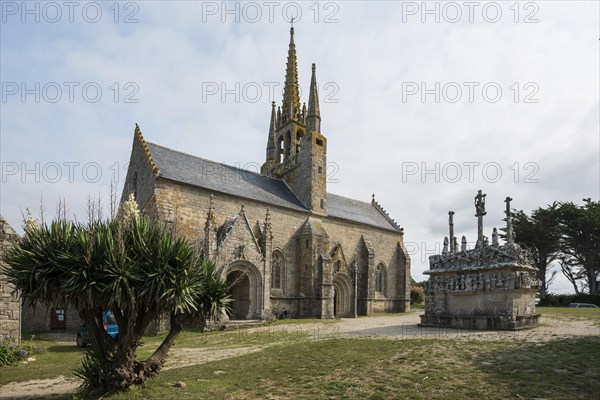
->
[0,215,21,342]
[149,178,410,316]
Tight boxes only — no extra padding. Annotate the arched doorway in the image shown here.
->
[227,271,250,319]
[332,274,352,317]
[224,261,263,320]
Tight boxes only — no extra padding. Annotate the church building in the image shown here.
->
[122,28,411,319]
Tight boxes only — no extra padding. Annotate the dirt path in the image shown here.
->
[0,376,79,400]
[1,311,597,399]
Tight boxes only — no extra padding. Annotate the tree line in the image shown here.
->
[505,198,599,299]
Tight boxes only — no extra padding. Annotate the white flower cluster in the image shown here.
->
[121,193,140,222]
[23,208,37,232]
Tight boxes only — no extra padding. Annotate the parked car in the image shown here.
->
[76,311,119,347]
[568,303,599,309]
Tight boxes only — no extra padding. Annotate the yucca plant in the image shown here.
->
[2,196,230,395]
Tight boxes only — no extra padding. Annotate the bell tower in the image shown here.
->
[261,27,328,215]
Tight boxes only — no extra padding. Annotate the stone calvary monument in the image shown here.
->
[420,191,541,330]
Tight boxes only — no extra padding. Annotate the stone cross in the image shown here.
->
[448,211,456,253]
[474,190,487,248]
[505,196,514,243]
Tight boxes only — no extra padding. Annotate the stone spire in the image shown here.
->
[282,26,300,121]
[203,194,218,260]
[265,101,277,162]
[306,63,321,133]
[262,208,273,240]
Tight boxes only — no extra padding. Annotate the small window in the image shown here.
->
[320,199,324,209]
[318,166,323,174]
[316,138,323,146]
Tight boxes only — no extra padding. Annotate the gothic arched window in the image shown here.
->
[284,131,292,161]
[272,250,285,289]
[295,130,304,154]
[375,263,386,294]
[277,136,284,164]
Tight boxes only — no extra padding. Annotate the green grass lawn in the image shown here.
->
[539,307,600,325]
[0,340,84,385]
[110,336,600,400]
[1,308,598,399]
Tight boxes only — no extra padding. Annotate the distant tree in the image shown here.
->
[557,199,600,295]
[506,204,561,300]
[410,277,423,287]
[2,195,231,395]
[410,287,425,305]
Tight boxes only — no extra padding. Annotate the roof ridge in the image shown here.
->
[146,141,291,184]
[135,124,160,177]
[371,196,402,232]
[327,192,371,206]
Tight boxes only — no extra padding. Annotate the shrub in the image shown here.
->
[571,294,600,306]
[410,286,425,305]
[540,293,600,307]
[539,293,574,307]
[0,340,42,367]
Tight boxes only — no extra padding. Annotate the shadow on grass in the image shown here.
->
[475,336,600,399]
[45,345,84,354]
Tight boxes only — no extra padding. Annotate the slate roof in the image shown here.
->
[145,142,400,233]
[147,142,306,211]
[326,193,400,232]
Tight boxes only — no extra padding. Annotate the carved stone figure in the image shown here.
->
[507,272,515,290]
[442,236,449,254]
[492,227,499,246]
[474,190,487,217]
[461,235,467,252]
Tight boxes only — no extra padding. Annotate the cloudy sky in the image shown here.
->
[1,1,598,292]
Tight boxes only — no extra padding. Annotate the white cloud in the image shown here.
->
[1,1,598,294]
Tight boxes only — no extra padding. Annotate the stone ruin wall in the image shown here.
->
[0,216,21,342]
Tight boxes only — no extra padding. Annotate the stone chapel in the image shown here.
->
[121,27,411,319]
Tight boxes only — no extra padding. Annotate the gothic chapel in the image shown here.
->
[122,28,411,319]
